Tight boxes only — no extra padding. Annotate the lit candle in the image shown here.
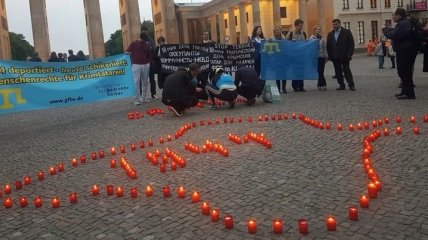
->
[92,185,100,196]
[24,176,31,185]
[159,137,165,144]
[326,122,331,129]
[69,192,78,203]
[148,140,153,147]
[424,115,428,122]
[210,208,220,222]
[383,128,390,136]
[120,146,126,153]
[145,185,153,197]
[224,215,234,229]
[71,158,78,167]
[372,120,378,128]
[385,117,390,124]
[272,219,283,234]
[298,219,308,234]
[57,163,64,172]
[201,201,210,215]
[111,147,116,155]
[247,117,253,122]
[348,207,358,221]
[247,220,257,234]
[171,161,177,170]
[326,217,336,231]
[396,116,402,123]
[4,197,12,208]
[374,180,382,191]
[99,150,105,158]
[4,184,11,194]
[91,152,97,160]
[360,195,369,208]
[177,186,186,198]
[367,182,378,199]
[413,127,420,135]
[34,196,43,208]
[106,185,114,195]
[15,181,22,190]
[80,155,86,163]
[409,116,416,123]
[19,196,28,207]
[396,126,402,135]
[116,186,124,197]
[160,164,166,173]
[163,186,171,197]
[110,159,116,168]
[191,191,200,203]
[51,197,60,208]
[130,187,138,198]
[337,124,343,131]
[348,124,355,131]
[49,167,56,175]
[130,144,136,151]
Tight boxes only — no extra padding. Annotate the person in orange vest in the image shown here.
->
[366,40,373,56]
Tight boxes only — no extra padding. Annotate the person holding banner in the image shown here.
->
[309,25,328,91]
[285,19,307,92]
[162,63,202,117]
[126,32,152,106]
[272,26,287,93]
[327,19,356,91]
[206,68,238,109]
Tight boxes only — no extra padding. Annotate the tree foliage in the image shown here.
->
[104,30,123,56]
[141,20,154,40]
[9,32,34,61]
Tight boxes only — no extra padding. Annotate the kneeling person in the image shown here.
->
[162,63,203,116]
[206,68,238,109]
[234,67,260,106]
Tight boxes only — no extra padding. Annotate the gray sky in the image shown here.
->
[5,0,210,54]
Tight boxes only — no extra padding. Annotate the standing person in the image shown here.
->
[234,67,260,106]
[327,19,356,91]
[206,68,238,109]
[48,51,60,62]
[285,19,307,92]
[201,31,215,44]
[126,32,152,106]
[366,40,373,56]
[197,31,215,100]
[142,29,158,100]
[310,25,328,91]
[76,50,87,61]
[30,52,41,62]
[386,40,396,68]
[68,50,78,62]
[272,26,287,93]
[57,53,66,62]
[161,63,202,117]
[383,8,418,99]
[154,36,171,90]
[250,26,265,77]
[374,40,386,69]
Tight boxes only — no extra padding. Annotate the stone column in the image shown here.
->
[239,3,248,43]
[210,15,217,42]
[299,0,308,31]
[218,12,225,44]
[0,2,11,59]
[228,8,237,44]
[29,0,50,61]
[272,0,281,28]
[181,17,190,43]
[119,0,141,51]
[317,0,326,33]
[252,0,261,27]
[84,0,105,59]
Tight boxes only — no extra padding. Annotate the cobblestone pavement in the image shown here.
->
[0,54,427,240]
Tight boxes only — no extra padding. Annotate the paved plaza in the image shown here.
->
[0,54,427,240]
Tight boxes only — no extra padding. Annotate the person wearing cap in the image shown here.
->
[205,68,238,109]
[162,63,203,116]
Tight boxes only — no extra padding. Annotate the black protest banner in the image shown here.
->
[160,43,255,72]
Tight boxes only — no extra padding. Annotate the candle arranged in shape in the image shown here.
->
[116,187,124,197]
[360,195,369,208]
[247,220,257,234]
[51,197,60,208]
[130,187,138,198]
[191,191,200,203]
[4,197,12,208]
[210,208,220,222]
[92,185,100,196]
[19,196,28,207]
[4,184,11,194]
[71,158,78,167]
[367,182,378,199]
[348,207,358,221]
[69,192,78,203]
[24,176,31,185]
[201,202,210,215]
[298,219,308,234]
[177,186,185,198]
[272,219,283,234]
[326,217,336,231]
[145,185,153,197]
[34,196,43,208]
[106,185,114,195]
[163,186,171,197]
[224,215,234,229]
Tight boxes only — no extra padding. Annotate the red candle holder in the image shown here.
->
[92,185,100,196]
[116,186,124,197]
[110,147,116,155]
[396,126,402,135]
[130,144,136,151]
[298,219,308,234]
[19,196,28,207]
[247,219,257,234]
[337,124,343,131]
[201,201,210,215]
[177,186,186,198]
[145,185,153,197]
[348,207,358,221]
[91,152,97,160]
[210,208,220,222]
[367,182,378,198]
[130,187,138,198]
[51,197,60,208]
[15,181,22,190]
[360,195,369,208]
[224,215,234,229]
[98,150,105,158]
[57,163,64,172]
[69,192,78,203]
[326,217,336,231]
[71,158,78,167]
[37,171,45,181]
[4,184,11,194]
[34,196,43,208]
[413,127,420,135]
[80,155,87,163]
[4,197,13,208]
[148,140,154,147]
[272,219,283,234]
[409,116,416,123]
[24,176,31,185]
[163,186,171,197]
[191,191,200,203]
[171,161,177,170]
[49,167,56,175]
[110,159,116,168]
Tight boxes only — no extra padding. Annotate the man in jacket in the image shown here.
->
[234,67,260,106]
[327,19,356,91]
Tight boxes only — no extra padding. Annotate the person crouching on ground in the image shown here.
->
[234,67,260,106]
[206,68,238,109]
[162,63,203,117]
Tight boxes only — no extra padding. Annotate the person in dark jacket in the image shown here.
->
[327,19,356,91]
[234,67,260,106]
[162,63,202,117]
[57,53,66,62]
[68,50,78,62]
[30,52,41,62]
[48,51,60,62]
[154,36,172,90]
[76,50,87,61]
[383,8,418,99]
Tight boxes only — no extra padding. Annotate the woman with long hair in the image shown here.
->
[250,26,264,76]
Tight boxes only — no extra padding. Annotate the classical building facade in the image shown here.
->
[152,0,334,44]
[335,0,427,48]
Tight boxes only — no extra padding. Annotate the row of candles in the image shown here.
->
[184,141,230,157]
[145,148,187,172]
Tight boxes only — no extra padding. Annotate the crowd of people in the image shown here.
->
[27,49,88,62]
[126,7,427,117]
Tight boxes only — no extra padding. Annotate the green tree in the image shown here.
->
[104,30,123,56]
[9,32,34,61]
[141,20,154,40]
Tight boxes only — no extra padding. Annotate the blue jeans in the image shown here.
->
[378,56,384,68]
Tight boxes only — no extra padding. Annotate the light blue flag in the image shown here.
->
[0,54,134,115]
[260,40,318,80]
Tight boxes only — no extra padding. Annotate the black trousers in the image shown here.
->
[162,96,199,113]
[149,67,156,96]
[396,49,418,97]
[333,59,354,88]
[206,84,238,103]
[157,72,171,90]
[291,80,304,90]
[237,85,258,100]
[276,80,286,92]
[317,58,327,87]
[390,56,396,68]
